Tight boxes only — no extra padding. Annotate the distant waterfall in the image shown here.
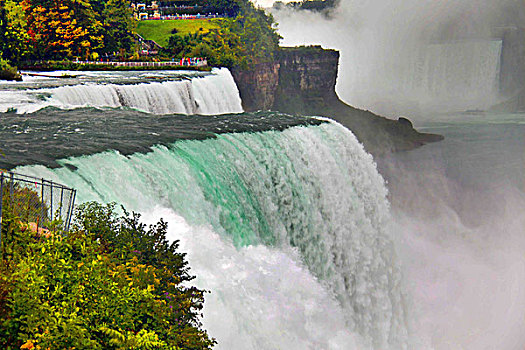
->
[0,68,243,115]
[411,40,503,110]
[364,39,504,115]
[19,121,408,349]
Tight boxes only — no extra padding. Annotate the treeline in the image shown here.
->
[167,0,282,68]
[0,0,136,63]
[272,0,338,13]
[0,0,283,70]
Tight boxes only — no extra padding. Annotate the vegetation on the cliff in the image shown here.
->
[166,0,281,69]
[0,58,21,80]
[0,200,215,349]
[272,0,338,13]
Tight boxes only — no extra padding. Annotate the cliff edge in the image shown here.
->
[232,46,442,155]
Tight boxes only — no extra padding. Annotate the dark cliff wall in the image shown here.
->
[231,46,442,154]
[230,46,339,112]
[273,47,339,113]
[231,62,280,111]
[500,27,525,96]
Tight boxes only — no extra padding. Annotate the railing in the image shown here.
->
[0,171,77,245]
[72,59,208,67]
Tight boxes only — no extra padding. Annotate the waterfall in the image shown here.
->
[365,39,504,115]
[411,40,503,111]
[0,68,243,115]
[18,121,408,349]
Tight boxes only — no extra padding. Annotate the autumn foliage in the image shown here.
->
[0,0,135,62]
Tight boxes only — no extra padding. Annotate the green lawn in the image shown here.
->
[137,19,220,47]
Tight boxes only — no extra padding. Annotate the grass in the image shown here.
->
[137,19,220,47]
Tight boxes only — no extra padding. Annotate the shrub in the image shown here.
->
[0,59,21,81]
[0,202,215,350]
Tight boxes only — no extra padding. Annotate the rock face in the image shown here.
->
[273,47,339,111]
[232,62,280,111]
[231,46,442,155]
[0,69,22,82]
[491,27,525,113]
[499,27,525,97]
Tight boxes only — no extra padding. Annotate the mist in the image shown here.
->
[268,1,525,348]
[271,0,525,118]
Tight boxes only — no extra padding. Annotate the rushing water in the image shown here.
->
[4,67,524,349]
[13,120,408,349]
[0,68,242,115]
[2,70,409,349]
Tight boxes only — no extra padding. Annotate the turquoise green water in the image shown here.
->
[18,121,408,348]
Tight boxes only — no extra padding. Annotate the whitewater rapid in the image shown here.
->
[0,68,243,115]
[17,121,408,349]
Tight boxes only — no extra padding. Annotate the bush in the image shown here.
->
[0,202,215,350]
[166,3,281,69]
[0,59,21,81]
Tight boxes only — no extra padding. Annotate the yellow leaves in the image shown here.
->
[20,340,35,349]
[24,0,99,59]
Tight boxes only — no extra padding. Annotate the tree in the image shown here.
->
[102,0,136,56]
[0,202,216,349]
[0,0,31,63]
[69,0,104,58]
[22,0,104,60]
[206,0,241,17]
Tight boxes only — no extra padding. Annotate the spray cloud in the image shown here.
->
[272,0,525,117]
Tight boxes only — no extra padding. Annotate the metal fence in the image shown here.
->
[72,59,208,67]
[0,171,76,244]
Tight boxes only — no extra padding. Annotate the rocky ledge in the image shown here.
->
[232,46,443,156]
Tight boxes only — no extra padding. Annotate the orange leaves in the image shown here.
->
[24,0,97,59]
[20,340,35,349]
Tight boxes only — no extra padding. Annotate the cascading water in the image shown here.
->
[0,68,243,115]
[407,40,503,111]
[17,120,408,349]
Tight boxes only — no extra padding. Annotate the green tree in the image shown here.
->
[0,0,31,63]
[167,9,281,69]
[102,0,137,56]
[70,0,104,58]
[0,202,216,349]
[206,0,241,17]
